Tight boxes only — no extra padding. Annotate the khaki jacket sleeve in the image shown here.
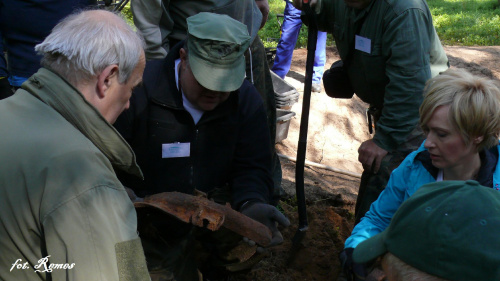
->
[132,0,172,59]
[42,186,149,281]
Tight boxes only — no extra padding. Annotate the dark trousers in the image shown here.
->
[244,35,284,204]
[354,126,425,224]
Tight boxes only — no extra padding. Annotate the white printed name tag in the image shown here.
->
[355,35,371,54]
[162,142,190,158]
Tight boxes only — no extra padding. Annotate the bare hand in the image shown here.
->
[358,140,388,174]
[292,0,318,10]
[255,0,269,29]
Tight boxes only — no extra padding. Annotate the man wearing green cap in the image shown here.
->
[131,0,285,205]
[353,180,500,280]
[115,12,289,280]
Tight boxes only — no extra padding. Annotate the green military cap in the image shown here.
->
[186,12,251,92]
[353,180,500,280]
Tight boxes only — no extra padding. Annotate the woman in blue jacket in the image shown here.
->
[340,68,500,280]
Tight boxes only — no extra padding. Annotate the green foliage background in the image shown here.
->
[121,4,134,25]
[255,0,500,48]
[122,0,500,47]
[430,0,500,45]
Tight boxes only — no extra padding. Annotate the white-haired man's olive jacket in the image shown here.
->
[0,68,150,281]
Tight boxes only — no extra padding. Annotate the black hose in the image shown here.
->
[293,0,318,242]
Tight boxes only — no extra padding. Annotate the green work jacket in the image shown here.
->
[0,68,149,281]
[314,0,449,150]
[131,0,262,59]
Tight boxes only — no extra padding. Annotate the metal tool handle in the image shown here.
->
[294,0,318,238]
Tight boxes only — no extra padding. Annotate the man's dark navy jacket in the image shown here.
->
[115,42,273,209]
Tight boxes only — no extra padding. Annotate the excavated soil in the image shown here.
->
[231,45,500,281]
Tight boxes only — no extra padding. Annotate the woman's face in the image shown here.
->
[423,105,479,171]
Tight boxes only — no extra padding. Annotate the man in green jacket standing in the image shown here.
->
[293,0,448,218]
[0,10,150,281]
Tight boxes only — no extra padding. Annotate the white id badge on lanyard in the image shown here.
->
[162,142,190,158]
[355,35,371,54]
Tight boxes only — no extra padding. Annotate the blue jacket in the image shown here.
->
[345,140,500,249]
[0,0,96,83]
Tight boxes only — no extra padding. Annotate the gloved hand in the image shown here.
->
[240,201,290,246]
[340,248,367,281]
[0,78,13,100]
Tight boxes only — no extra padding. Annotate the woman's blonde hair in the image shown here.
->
[419,68,500,151]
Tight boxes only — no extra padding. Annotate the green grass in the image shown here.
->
[258,0,500,47]
[429,0,500,45]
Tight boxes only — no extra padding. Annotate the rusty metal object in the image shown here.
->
[134,192,273,247]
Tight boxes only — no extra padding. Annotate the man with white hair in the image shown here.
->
[0,10,149,280]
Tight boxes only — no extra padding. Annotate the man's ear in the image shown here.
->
[179,48,187,64]
[179,47,186,59]
[96,64,119,99]
[473,135,484,145]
